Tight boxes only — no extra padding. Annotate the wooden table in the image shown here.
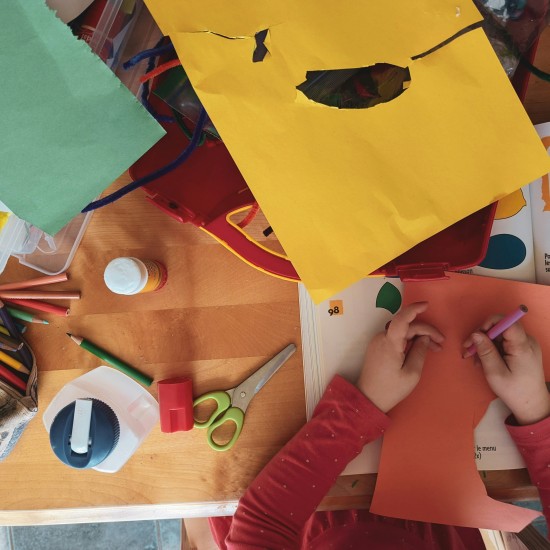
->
[0,176,305,524]
[0,26,549,527]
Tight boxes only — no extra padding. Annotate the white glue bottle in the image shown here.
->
[104,257,167,295]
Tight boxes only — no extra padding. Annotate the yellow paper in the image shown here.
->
[145,0,550,302]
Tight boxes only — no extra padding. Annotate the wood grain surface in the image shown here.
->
[0,25,549,525]
[0,173,305,524]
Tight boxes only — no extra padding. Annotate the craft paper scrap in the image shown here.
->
[370,272,550,530]
[144,0,550,302]
[0,0,165,235]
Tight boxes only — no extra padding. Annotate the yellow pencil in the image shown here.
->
[0,350,29,375]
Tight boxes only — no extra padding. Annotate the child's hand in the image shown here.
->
[356,302,444,413]
[462,318,550,426]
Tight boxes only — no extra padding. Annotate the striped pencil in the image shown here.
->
[5,307,48,325]
[0,350,30,375]
[0,273,68,291]
[4,299,69,317]
[0,300,32,369]
[0,291,80,300]
[0,332,23,351]
[67,334,152,387]
[0,362,26,393]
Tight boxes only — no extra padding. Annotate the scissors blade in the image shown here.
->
[232,344,296,413]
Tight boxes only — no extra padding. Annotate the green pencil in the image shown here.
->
[6,306,48,324]
[67,333,153,387]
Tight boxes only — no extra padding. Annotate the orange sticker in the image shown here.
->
[328,300,343,316]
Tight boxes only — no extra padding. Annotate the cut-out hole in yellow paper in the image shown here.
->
[253,29,269,62]
[297,64,410,110]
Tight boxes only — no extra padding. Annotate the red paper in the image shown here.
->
[370,272,546,531]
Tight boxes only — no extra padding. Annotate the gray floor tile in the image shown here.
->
[156,519,181,550]
[0,526,11,550]
[11,520,158,550]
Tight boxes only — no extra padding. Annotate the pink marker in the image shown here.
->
[465,305,528,357]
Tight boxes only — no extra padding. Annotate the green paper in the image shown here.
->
[0,0,165,235]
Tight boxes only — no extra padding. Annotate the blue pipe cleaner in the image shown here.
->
[81,107,208,212]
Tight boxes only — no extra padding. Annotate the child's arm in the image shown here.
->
[463,321,550,528]
[225,302,444,549]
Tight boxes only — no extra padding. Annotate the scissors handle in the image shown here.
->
[207,407,244,451]
[193,391,231,428]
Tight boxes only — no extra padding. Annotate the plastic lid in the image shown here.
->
[49,398,120,469]
[104,257,147,295]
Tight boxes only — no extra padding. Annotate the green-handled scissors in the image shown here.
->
[193,343,296,451]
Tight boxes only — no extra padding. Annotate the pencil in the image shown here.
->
[0,349,30,374]
[0,323,27,335]
[0,291,80,300]
[0,300,33,369]
[5,306,48,324]
[5,299,69,317]
[0,362,26,392]
[464,305,528,358]
[0,273,68,291]
[0,332,23,351]
[67,334,153,387]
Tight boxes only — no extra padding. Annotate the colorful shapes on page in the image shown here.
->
[495,190,526,220]
[479,234,527,270]
[375,282,402,314]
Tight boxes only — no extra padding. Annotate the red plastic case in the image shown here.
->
[130,47,534,283]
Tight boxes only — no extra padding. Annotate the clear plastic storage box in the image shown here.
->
[0,200,93,276]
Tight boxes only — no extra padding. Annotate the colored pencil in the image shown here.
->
[5,307,48,325]
[5,299,69,317]
[0,332,23,351]
[0,300,33,369]
[0,362,26,392]
[0,291,80,300]
[465,305,528,357]
[0,323,26,335]
[0,342,18,352]
[67,333,153,387]
[0,273,68,291]
[0,349,29,374]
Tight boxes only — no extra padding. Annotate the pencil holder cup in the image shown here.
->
[43,366,159,473]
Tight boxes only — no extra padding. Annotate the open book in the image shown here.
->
[299,279,525,475]
[468,122,550,284]
[299,123,550,476]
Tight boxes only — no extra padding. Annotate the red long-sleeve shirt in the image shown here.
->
[210,375,550,549]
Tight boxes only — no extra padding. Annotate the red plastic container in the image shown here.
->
[129,93,299,281]
[130,44,535,283]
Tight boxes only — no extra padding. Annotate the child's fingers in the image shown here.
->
[386,302,429,344]
[463,314,504,350]
[428,340,443,352]
[501,323,531,355]
[467,332,508,376]
[406,322,445,344]
[480,315,505,332]
[463,315,530,357]
[403,335,430,376]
